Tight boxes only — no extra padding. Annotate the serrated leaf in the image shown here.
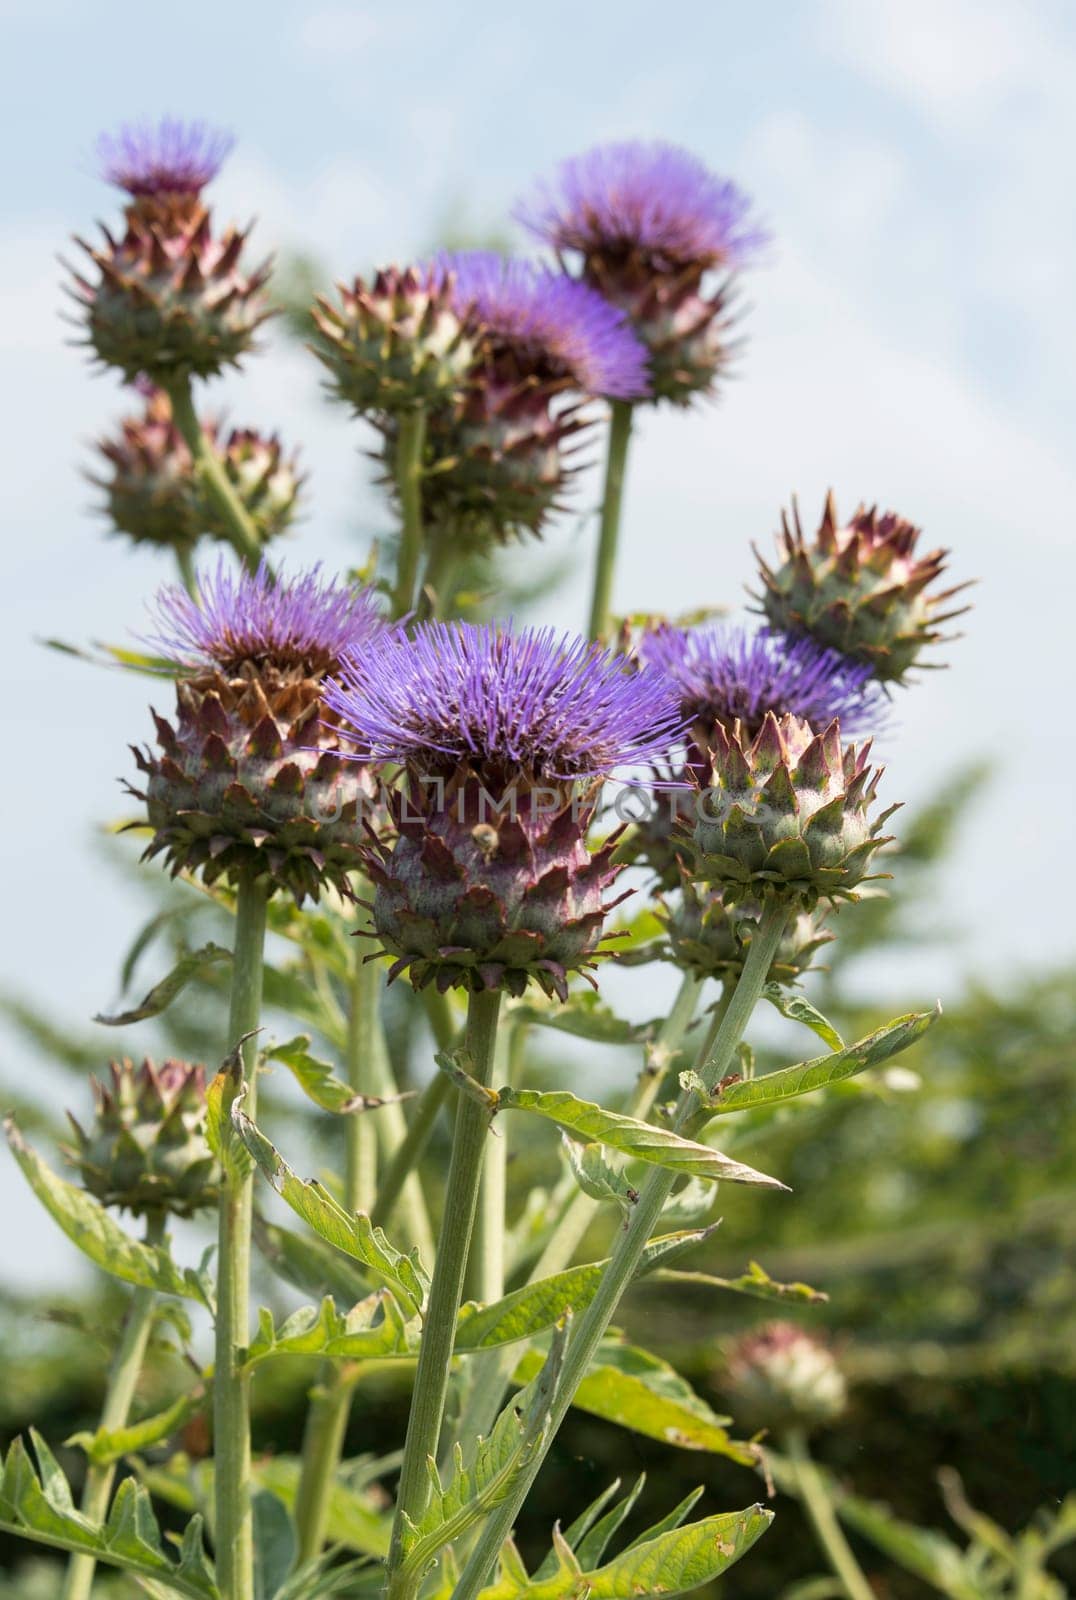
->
[510,993,659,1044]
[496,1086,786,1190]
[253,1488,297,1600]
[4,1120,210,1305]
[94,943,232,1026]
[398,1323,568,1585]
[267,1035,411,1116]
[473,1501,771,1598]
[0,1433,218,1598]
[703,1006,942,1117]
[762,985,844,1051]
[573,1476,649,1569]
[513,1336,757,1466]
[561,1136,638,1211]
[69,1386,208,1467]
[244,1293,418,1371]
[455,1228,714,1352]
[232,1107,427,1317]
[655,1259,827,1305]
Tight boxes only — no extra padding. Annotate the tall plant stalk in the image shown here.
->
[214,874,268,1600]
[60,1212,166,1600]
[785,1429,876,1600]
[391,408,428,618]
[587,399,634,639]
[166,377,264,572]
[385,988,503,1599]
[455,902,788,1600]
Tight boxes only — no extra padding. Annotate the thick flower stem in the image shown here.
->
[587,399,634,640]
[214,874,268,1600]
[165,377,264,572]
[385,988,503,1598]
[294,896,382,1564]
[449,970,705,1454]
[785,1428,875,1600]
[391,408,428,619]
[455,905,788,1600]
[61,1212,166,1600]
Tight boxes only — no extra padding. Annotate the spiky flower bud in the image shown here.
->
[756,492,968,683]
[723,1322,847,1434]
[661,879,832,984]
[324,622,681,997]
[129,562,384,904]
[65,1058,218,1218]
[70,119,272,382]
[694,714,895,909]
[91,387,302,552]
[312,264,477,416]
[627,624,881,891]
[392,253,649,545]
[517,142,767,406]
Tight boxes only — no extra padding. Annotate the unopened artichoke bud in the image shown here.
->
[324,621,681,999]
[92,388,302,552]
[723,1322,847,1435]
[756,492,968,684]
[130,562,384,905]
[662,879,832,984]
[70,118,272,382]
[65,1058,218,1218]
[517,141,766,406]
[403,253,649,545]
[312,265,477,416]
[694,713,896,910]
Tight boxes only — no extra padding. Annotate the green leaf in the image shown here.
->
[232,1106,427,1317]
[513,1336,757,1466]
[398,1323,568,1585]
[254,1458,393,1560]
[455,1228,715,1352]
[244,1293,418,1371]
[40,637,178,676]
[253,1217,377,1306]
[654,1259,828,1305]
[762,985,845,1051]
[561,1137,638,1212]
[94,943,232,1025]
[266,1035,412,1116]
[701,1006,942,1117]
[496,1086,786,1190]
[573,1476,650,1569]
[253,1488,297,1600]
[4,1119,210,1305]
[0,1432,218,1598]
[835,1493,977,1598]
[69,1387,209,1467]
[510,993,659,1044]
[473,1501,772,1598]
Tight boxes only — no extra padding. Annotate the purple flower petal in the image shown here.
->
[97,118,234,197]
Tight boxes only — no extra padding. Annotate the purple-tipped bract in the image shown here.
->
[639,624,881,740]
[326,621,683,783]
[438,251,650,400]
[517,141,767,270]
[145,559,384,675]
[97,118,234,198]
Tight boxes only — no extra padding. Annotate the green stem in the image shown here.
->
[419,522,461,620]
[785,1429,875,1600]
[175,544,198,598]
[392,408,428,619]
[294,902,382,1563]
[166,378,264,572]
[214,874,268,1600]
[368,1022,436,1264]
[61,1212,166,1600]
[455,906,788,1600]
[385,989,502,1598]
[448,971,706,1463]
[587,399,634,640]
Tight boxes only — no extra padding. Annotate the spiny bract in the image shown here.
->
[661,879,832,984]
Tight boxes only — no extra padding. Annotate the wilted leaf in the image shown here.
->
[762,986,844,1051]
[654,1259,828,1305]
[267,1035,412,1116]
[69,1387,208,1467]
[94,943,232,1026]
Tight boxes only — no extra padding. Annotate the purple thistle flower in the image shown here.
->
[144,559,384,676]
[517,141,768,271]
[96,118,234,198]
[325,621,683,783]
[638,624,881,739]
[437,251,650,400]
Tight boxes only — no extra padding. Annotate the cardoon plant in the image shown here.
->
[2,116,965,1600]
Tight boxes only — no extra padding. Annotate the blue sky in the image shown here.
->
[2,0,1074,1282]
